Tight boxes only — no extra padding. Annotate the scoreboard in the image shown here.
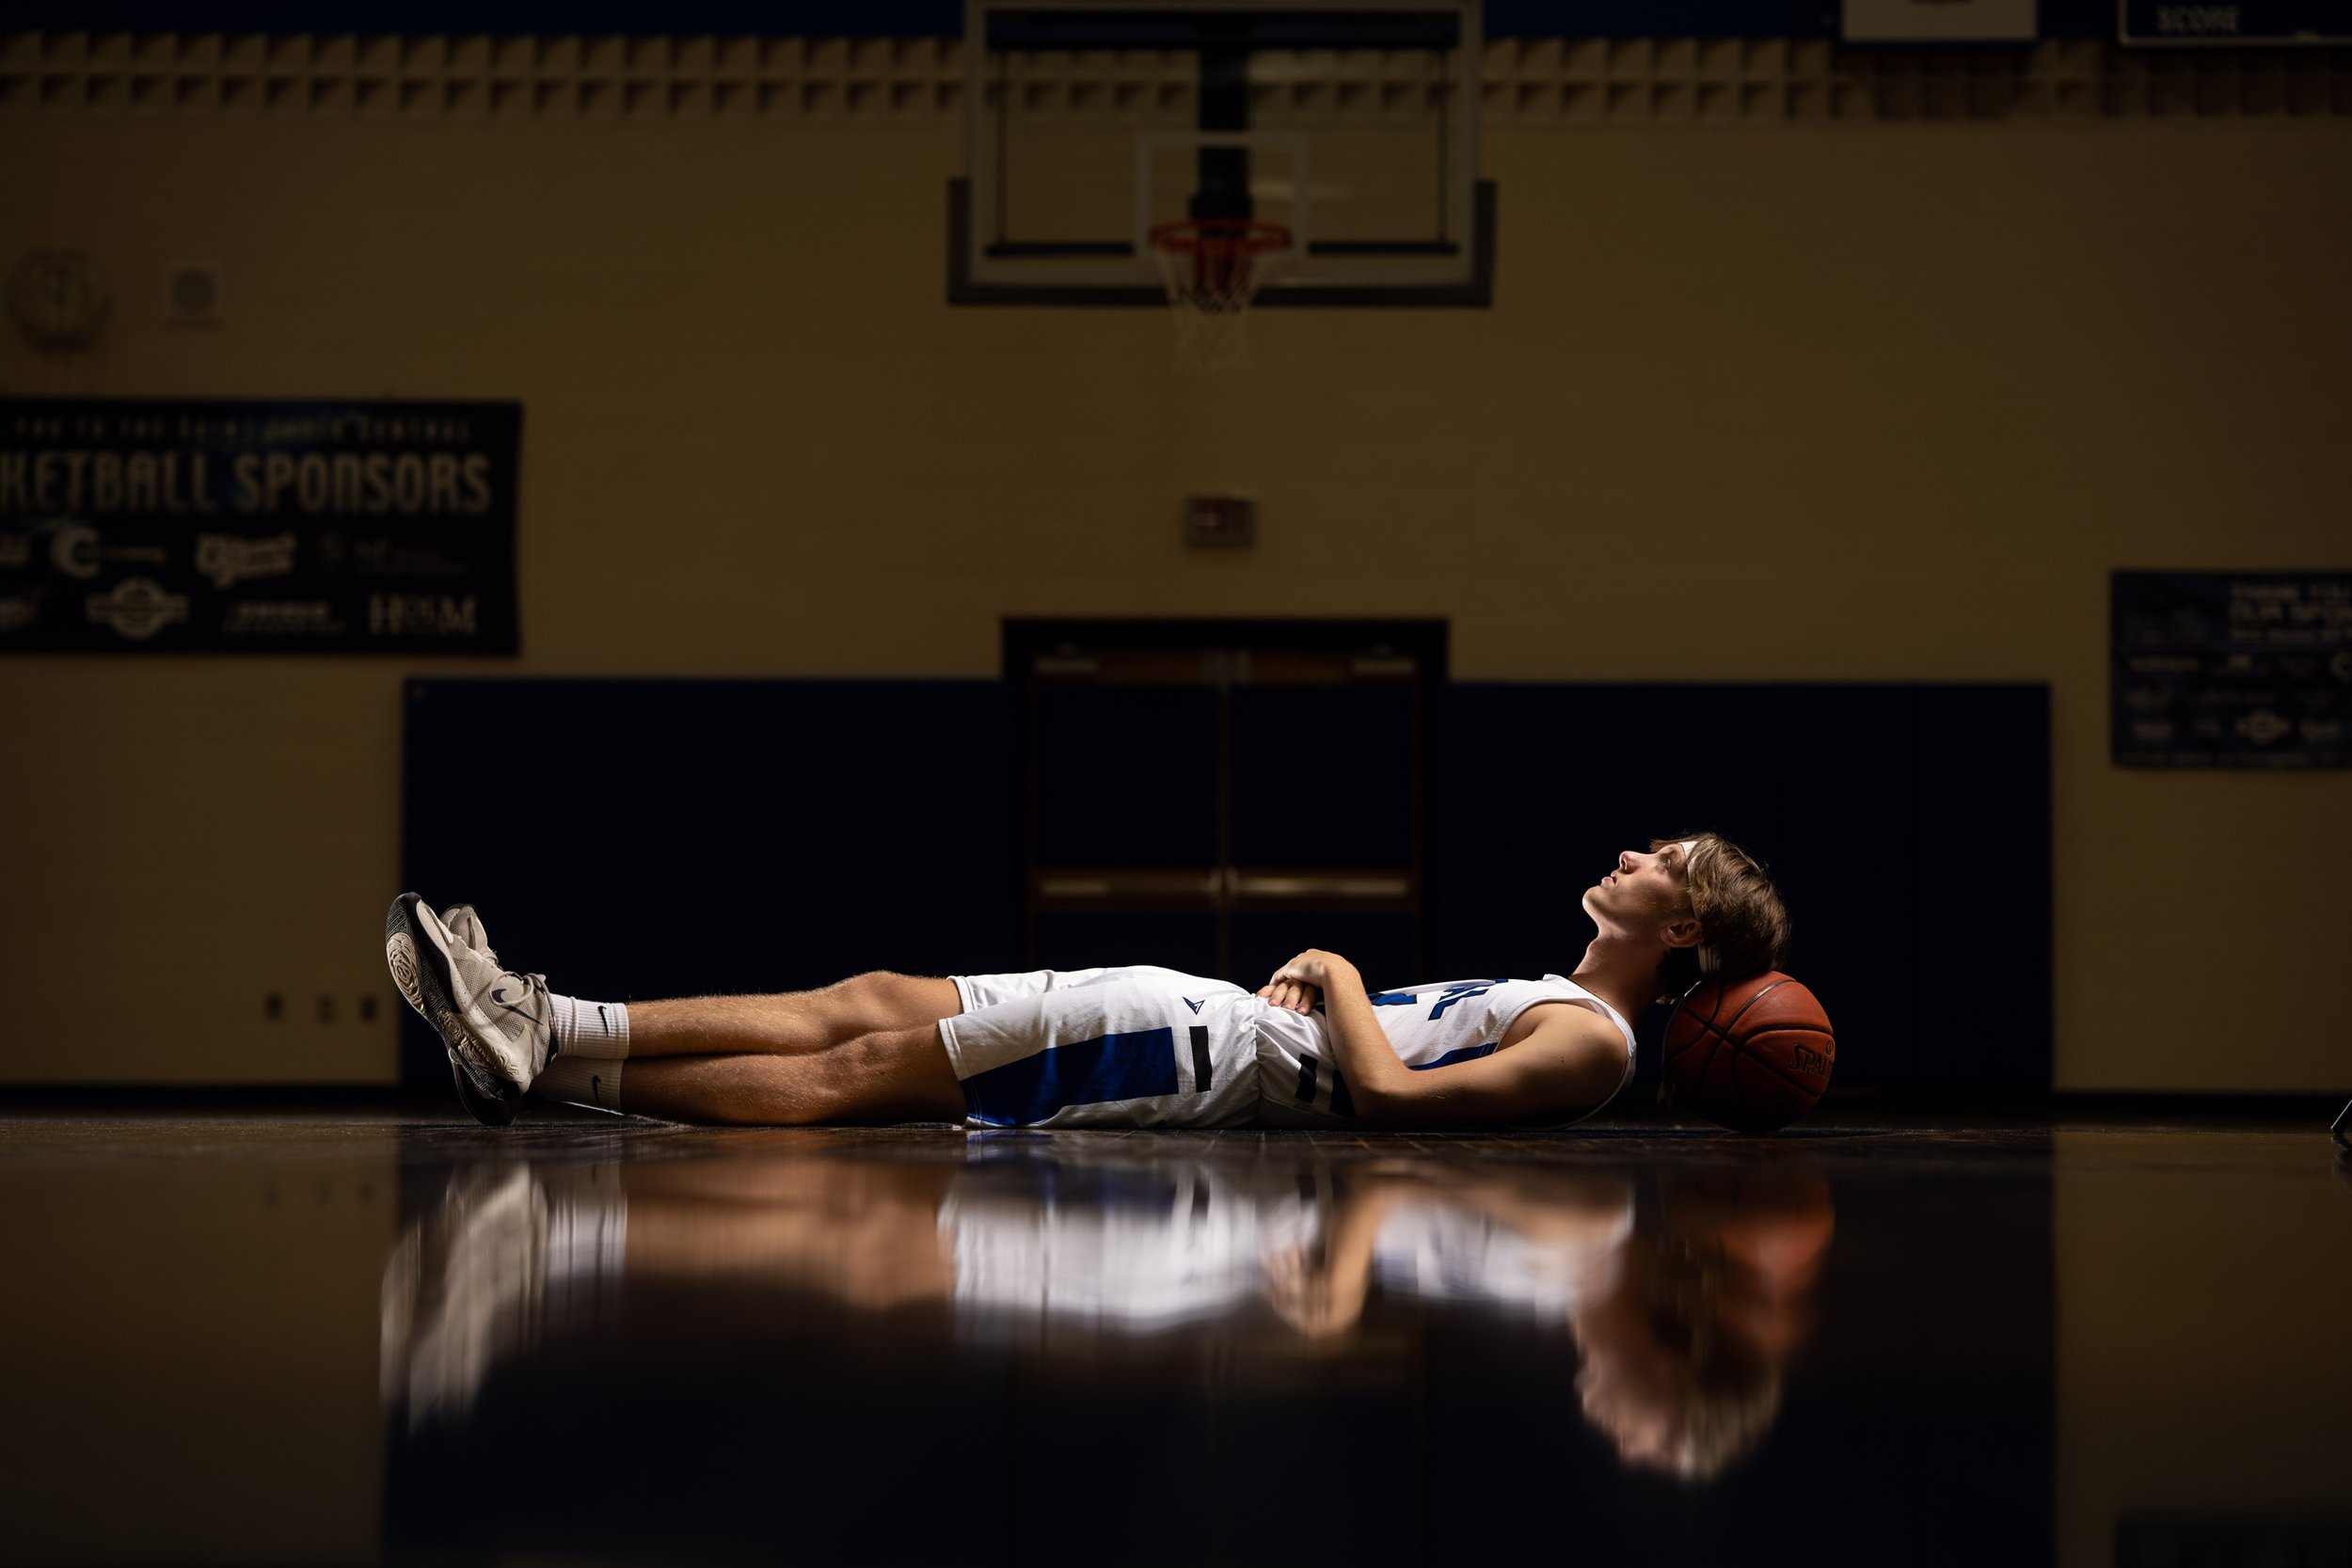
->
[2121,0,2352,43]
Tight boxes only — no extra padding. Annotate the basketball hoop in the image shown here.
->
[1147,218,1292,372]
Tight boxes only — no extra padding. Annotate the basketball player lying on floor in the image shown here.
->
[384,832,1790,1131]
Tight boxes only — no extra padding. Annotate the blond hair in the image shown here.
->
[1627,1232,1785,1481]
[1649,832,1792,1005]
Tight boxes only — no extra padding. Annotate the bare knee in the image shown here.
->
[832,971,961,1033]
[818,1023,965,1124]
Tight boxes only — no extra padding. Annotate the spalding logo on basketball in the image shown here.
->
[1662,972,1836,1133]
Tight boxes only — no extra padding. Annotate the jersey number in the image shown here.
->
[1367,979,1507,1021]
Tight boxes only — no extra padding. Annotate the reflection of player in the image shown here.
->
[378,1142,1832,1479]
[383,1144,1640,1424]
[380,1147,961,1426]
[1571,1172,1835,1478]
[1260,1163,1835,1477]
[383,1138,1368,1406]
[939,1142,1319,1340]
[1260,1164,1634,1340]
[387,832,1791,1131]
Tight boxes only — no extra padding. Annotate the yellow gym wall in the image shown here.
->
[2,53,2346,1089]
[2054,1130,2352,1568]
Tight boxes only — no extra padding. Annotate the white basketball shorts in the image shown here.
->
[941,966,1268,1130]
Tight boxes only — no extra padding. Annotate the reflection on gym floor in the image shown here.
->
[380,1135,1835,1481]
[37,1116,2352,1566]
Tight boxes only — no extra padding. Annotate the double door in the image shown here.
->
[1012,619,1445,990]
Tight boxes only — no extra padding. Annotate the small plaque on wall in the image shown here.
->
[2112,570,2351,768]
[1184,494,1255,548]
[0,398,519,655]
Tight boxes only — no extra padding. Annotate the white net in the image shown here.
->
[1148,220,1292,372]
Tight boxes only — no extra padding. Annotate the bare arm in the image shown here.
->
[1261,1181,1412,1338]
[1263,950,1629,1129]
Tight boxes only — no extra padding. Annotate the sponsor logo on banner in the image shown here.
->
[369,593,477,637]
[223,599,345,636]
[2235,710,2292,746]
[52,521,99,578]
[353,536,466,577]
[0,593,39,633]
[195,531,297,590]
[48,522,167,580]
[85,577,190,641]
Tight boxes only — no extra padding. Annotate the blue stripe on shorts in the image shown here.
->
[962,1025,1181,1127]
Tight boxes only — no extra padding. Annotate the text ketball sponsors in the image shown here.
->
[0,399,518,655]
[2111,572,2352,769]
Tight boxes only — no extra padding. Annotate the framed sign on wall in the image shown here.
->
[0,398,519,655]
[2112,570,2351,768]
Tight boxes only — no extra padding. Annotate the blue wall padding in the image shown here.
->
[1426,681,2053,1089]
[399,677,1021,1087]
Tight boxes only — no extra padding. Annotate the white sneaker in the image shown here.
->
[385,892,553,1114]
[378,1161,549,1427]
[439,904,519,1127]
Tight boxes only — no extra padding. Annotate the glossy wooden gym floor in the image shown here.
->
[1,1104,2345,1567]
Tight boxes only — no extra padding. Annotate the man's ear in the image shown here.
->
[1661,915,1703,951]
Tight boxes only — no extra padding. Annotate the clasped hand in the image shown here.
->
[1256,948,1359,1015]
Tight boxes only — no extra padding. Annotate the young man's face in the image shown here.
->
[1585,840,1697,934]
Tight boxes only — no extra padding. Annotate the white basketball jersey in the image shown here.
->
[1371,1187,1634,1320]
[1254,974,1638,1126]
[1365,975,1637,1071]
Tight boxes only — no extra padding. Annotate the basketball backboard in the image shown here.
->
[950,1,1492,306]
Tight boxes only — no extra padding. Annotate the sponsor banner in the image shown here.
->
[0,399,518,655]
[2112,571,2351,768]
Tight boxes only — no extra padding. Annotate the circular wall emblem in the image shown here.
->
[6,249,112,352]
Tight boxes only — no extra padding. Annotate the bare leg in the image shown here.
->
[617,1023,967,1125]
[616,1154,961,1309]
[622,972,961,1059]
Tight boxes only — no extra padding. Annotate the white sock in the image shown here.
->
[549,994,630,1059]
[534,1053,627,1116]
[542,1182,628,1334]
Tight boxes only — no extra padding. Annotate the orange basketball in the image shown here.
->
[1662,972,1836,1133]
